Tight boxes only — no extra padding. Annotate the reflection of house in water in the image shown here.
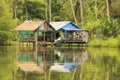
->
[17,47,60,73]
[18,47,45,73]
[50,48,88,72]
[17,47,88,73]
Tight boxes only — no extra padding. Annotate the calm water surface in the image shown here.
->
[0,46,120,80]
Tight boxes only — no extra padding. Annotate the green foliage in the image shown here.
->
[53,16,61,21]
[0,31,12,45]
[110,0,120,22]
[17,0,45,20]
[0,0,18,45]
[87,36,120,47]
[0,0,120,45]
[99,19,120,38]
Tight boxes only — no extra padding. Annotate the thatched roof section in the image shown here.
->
[18,62,45,73]
[15,20,45,31]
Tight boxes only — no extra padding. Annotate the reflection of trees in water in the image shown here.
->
[16,47,120,80]
[113,64,120,79]
[55,48,88,65]
[85,52,119,80]
[101,54,118,80]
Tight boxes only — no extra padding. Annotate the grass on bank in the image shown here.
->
[87,36,120,47]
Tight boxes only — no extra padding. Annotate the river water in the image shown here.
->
[0,46,120,80]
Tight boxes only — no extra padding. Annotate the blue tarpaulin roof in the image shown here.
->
[63,22,79,30]
[50,21,81,31]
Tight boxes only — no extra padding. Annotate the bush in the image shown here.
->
[0,31,12,45]
[88,37,119,47]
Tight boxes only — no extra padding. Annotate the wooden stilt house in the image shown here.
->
[15,20,55,46]
[50,21,89,43]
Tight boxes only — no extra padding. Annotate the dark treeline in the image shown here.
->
[0,0,120,45]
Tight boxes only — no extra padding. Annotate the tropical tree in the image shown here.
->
[95,0,98,19]
[70,0,78,24]
[99,19,120,38]
[79,0,84,27]
[49,0,52,21]
[17,0,45,21]
[13,0,18,19]
[0,0,18,45]
[106,0,110,21]
[45,0,48,21]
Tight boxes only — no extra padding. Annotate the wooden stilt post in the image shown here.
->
[43,31,45,46]
[34,30,38,46]
[34,46,37,63]
[19,41,20,47]
[51,31,54,47]
[26,42,28,47]
[54,32,56,45]
[51,31,52,45]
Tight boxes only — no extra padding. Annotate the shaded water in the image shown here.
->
[0,46,120,80]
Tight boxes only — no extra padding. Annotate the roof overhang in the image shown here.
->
[15,20,45,31]
[63,28,83,31]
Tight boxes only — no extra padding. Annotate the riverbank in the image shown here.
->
[87,37,120,48]
[2,37,120,48]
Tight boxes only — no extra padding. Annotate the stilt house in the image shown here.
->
[15,20,55,46]
[50,21,89,43]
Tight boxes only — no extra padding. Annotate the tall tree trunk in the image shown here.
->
[49,0,52,22]
[70,0,78,24]
[95,0,98,19]
[45,0,48,21]
[25,0,28,20]
[79,0,84,27]
[13,0,17,19]
[106,0,110,21]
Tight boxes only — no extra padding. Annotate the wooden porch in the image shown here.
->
[62,32,85,43]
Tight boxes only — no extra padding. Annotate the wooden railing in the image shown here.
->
[63,34,84,43]
[63,38,83,42]
[19,37,35,42]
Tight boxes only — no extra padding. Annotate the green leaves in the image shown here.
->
[0,0,18,45]
[0,0,120,45]
[99,19,120,38]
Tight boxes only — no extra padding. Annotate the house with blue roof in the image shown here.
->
[50,21,89,43]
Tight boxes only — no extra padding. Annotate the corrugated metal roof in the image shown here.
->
[15,20,45,31]
[50,21,81,31]
[50,21,71,30]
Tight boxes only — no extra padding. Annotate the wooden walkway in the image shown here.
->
[18,61,45,74]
